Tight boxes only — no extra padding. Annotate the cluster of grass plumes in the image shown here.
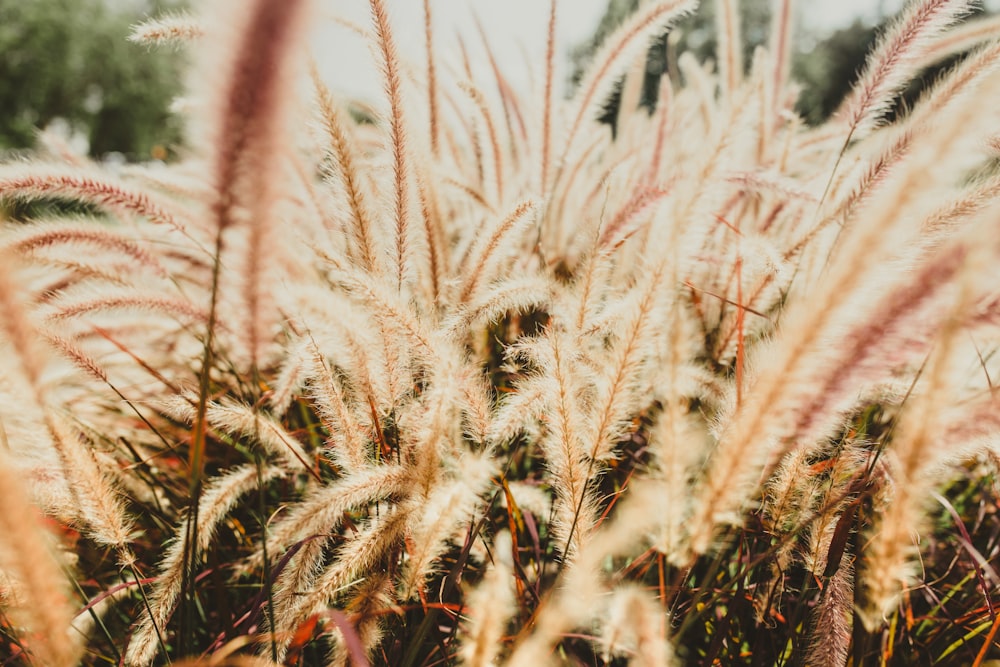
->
[3,0,1000,664]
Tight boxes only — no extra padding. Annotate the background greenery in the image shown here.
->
[573,0,997,127]
[0,0,185,161]
[6,0,992,161]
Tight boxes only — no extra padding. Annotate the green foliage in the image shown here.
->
[0,0,185,159]
[791,20,879,125]
[792,8,993,126]
[571,0,771,126]
[578,1,996,126]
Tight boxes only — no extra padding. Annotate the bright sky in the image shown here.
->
[311,0,1000,102]
[311,0,608,101]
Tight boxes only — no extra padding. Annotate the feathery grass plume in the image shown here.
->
[423,0,439,156]
[0,164,188,232]
[674,50,718,124]
[614,43,650,146]
[715,0,744,99]
[199,0,309,236]
[267,336,311,416]
[505,481,666,665]
[315,586,384,667]
[413,150,446,304]
[458,533,516,666]
[933,397,1000,459]
[41,330,109,385]
[805,556,854,667]
[46,418,135,551]
[174,1,310,651]
[193,13,286,430]
[789,130,913,257]
[264,469,410,642]
[459,369,494,445]
[45,292,208,324]
[540,0,557,198]
[443,174,494,213]
[0,252,133,555]
[0,252,51,400]
[556,0,696,186]
[458,199,536,303]
[879,236,1000,626]
[657,66,761,260]
[447,274,551,337]
[649,389,711,558]
[204,399,315,474]
[129,12,204,46]
[597,185,670,250]
[564,239,613,333]
[368,0,414,291]
[275,508,410,658]
[311,67,384,276]
[914,12,1000,69]
[400,359,461,471]
[787,240,968,446]
[642,74,674,185]
[544,133,603,249]
[0,257,136,663]
[472,17,530,165]
[259,465,409,570]
[459,81,506,206]
[502,548,605,665]
[858,457,928,632]
[7,222,168,278]
[286,287,398,412]
[550,156,634,259]
[797,441,870,576]
[0,443,79,667]
[754,446,813,617]
[645,183,708,554]
[330,270,453,387]
[487,378,548,446]
[726,170,817,204]
[398,454,496,599]
[858,274,986,631]
[904,38,1000,131]
[769,0,795,113]
[923,168,1000,238]
[684,60,1000,558]
[449,39,489,192]
[8,0,1000,661]
[172,660,279,667]
[121,161,218,204]
[198,0,309,367]
[125,464,286,666]
[837,0,975,142]
[306,348,371,473]
[535,328,596,562]
[600,585,675,666]
[585,256,669,464]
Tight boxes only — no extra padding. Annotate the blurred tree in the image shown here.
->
[576,1,994,128]
[792,20,878,125]
[792,12,989,126]
[571,0,770,129]
[0,0,185,160]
